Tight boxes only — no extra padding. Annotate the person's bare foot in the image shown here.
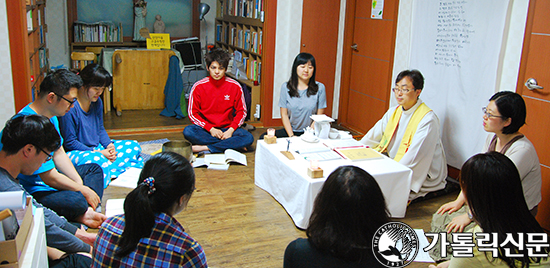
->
[192,145,209,153]
[76,207,107,229]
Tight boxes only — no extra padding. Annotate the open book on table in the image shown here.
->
[335,147,384,161]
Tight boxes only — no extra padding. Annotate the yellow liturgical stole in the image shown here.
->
[374,103,432,162]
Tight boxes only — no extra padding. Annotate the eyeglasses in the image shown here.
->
[54,93,77,105]
[36,146,53,162]
[482,107,505,119]
[392,87,415,94]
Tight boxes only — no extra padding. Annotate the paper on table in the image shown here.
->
[414,229,435,263]
[310,114,335,122]
[105,198,125,218]
[108,167,142,189]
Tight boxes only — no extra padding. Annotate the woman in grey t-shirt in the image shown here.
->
[265,53,327,138]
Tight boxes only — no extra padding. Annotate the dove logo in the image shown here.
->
[372,222,419,267]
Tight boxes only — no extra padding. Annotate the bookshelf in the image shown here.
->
[7,0,49,110]
[215,0,264,121]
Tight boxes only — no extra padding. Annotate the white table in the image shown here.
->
[254,137,413,229]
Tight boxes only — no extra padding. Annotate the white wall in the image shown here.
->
[271,0,304,118]
[200,0,217,51]
[46,0,70,68]
[0,0,16,127]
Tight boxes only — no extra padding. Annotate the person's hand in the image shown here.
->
[75,227,97,247]
[80,186,100,210]
[210,128,223,139]
[437,199,464,215]
[221,127,235,140]
[446,213,472,233]
[99,148,117,162]
[429,260,450,268]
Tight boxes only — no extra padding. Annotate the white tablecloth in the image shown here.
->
[254,137,412,229]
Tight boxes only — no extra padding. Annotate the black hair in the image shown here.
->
[489,91,526,134]
[116,152,196,257]
[79,64,112,90]
[287,52,319,98]
[460,152,548,267]
[395,69,424,90]
[307,166,390,262]
[205,48,231,70]
[37,69,83,99]
[1,114,60,156]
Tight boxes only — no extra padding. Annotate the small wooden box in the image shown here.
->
[307,167,323,178]
[264,135,277,144]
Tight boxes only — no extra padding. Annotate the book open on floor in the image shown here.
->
[194,149,247,170]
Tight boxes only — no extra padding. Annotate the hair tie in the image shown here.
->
[142,177,156,195]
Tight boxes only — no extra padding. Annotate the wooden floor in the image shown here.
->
[101,110,459,268]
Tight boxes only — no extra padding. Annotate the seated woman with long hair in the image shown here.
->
[284,166,389,267]
[430,91,542,261]
[91,152,207,267]
[60,64,143,188]
[430,152,549,268]
[261,52,327,139]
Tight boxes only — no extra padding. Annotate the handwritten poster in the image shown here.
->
[409,0,510,167]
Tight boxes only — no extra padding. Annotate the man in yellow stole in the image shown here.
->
[360,70,447,200]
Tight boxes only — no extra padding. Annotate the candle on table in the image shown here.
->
[267,128,275,137]
[310,160,319,170]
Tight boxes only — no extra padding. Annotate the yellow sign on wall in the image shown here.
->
[146,33,171,49]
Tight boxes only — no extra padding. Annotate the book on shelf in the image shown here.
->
[335,147,384,161]
[73,21,123,43]
[224,0,265,19]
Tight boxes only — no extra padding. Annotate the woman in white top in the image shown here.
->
[430,91,542,261]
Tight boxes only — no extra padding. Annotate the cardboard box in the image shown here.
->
[0,198,33,268]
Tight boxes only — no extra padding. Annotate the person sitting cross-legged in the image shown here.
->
[60,64,144,188]
[183,48,254,153]
[359,69,447,201]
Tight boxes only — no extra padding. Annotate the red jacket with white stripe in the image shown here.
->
[187,76,247,132]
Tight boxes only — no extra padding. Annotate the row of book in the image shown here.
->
[242,57,261,83]
[216,24,262,55]
[223,0,264,21]
[73,21,123,43]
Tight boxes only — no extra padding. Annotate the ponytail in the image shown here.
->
[116,180,156,257]
[115,152,195,257]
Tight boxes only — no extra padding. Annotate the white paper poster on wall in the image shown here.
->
[371,0,384,19]
[409,0,510,168]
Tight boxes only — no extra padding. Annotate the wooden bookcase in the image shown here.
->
[7,0,49,111]
[215,0,264,121]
